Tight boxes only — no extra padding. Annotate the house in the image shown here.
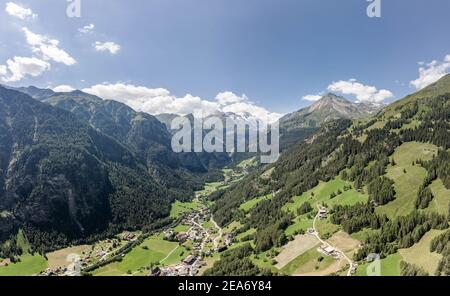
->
[319,245,336,256]
[183,255,197,265]
[318,207,328,219]
[122,233,136,241]
[164,230,175,241]
[176,232,189,243]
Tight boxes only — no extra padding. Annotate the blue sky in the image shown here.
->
[1,0,450,119]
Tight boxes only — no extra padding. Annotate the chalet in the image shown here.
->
[183,255,197,265]
[318,207,328,219]
[176,232,189,243]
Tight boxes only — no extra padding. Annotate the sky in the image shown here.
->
[1,0,450,121]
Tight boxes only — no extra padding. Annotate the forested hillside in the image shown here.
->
[0,86,192,256]
[207,74,450,276]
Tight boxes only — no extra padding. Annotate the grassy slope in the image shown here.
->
[0,229,48,276]
[280,248,335,275]
[92,236,185,276]
[284,177,368,214]
[0,254,48,276]
[283,177,368,237]
[356,253,402,276]
[376,142,438,219]
[169,200,202,218]
[239,194,273,212]
[398,229,445,275]
[427,179,450,215]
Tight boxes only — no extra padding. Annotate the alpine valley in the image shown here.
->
[0,74,449,277]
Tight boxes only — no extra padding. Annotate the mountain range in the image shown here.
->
[0,85,228,249]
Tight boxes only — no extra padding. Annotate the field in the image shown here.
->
[283,177,368,214]
[280,248,336,275]
[169,200,202,218]
[239,194,272,212]
[427,179,450,215]
[326,231,360,257]
[350,228,379,242]
[46,245,90,270]
[235,228,256,242]
[376,142,438,219]
[315,218,341,239]
[398,229,445,274]
[173,223,190,233]
[0,254,47,276]
[223,221,243,234]
[92,236,185,276]
[275,235,319,269]
[0,229,48,276]
[356,253,402,276]
[251,250,280,272]
[285,215,313,236]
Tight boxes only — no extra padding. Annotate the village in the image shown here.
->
[152,207,233,276]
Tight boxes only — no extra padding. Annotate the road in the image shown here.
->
[211,217,223,250]
[312,206,355,276]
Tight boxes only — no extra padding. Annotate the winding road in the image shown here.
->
[312,206,355,276]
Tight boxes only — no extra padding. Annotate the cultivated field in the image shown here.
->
[46,245,90,270]
[275,234,319,269]
[326,231,360,257]
[281,248,335,275]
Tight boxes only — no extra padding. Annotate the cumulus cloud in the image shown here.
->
[0,65,7,76]
[215,92,247,105]
[302,94,322,102]
[53,84,75,92]
[78,24,94,34]
[0,56,50,82]
[94,42,121,54]
[22,27,76,66]
[215,92,282,123]
[82,83,281,123]
[5,2,37,20]
[410,55,450,90]
[327,79,394,103]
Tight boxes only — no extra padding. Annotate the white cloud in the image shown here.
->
[5,2,37,20]
[94,42,121,54]
[78,24,95,34]
[53,85,75,92]
[22,27,76,66]
[82,83,281,123]
[410,55,450,90]
[302,94,322,102]
[0,65,7,76]
[1,56,50,82]
[215,92,247,105]
[215,92,282,123]
[327,79,394,103]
